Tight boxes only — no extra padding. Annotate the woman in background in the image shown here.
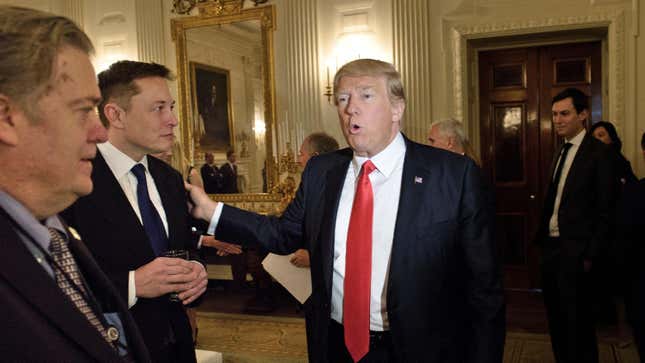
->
[590,121,637,187]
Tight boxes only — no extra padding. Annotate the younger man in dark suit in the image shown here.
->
[220,149,239,193]
[0,6,149,361]
[63,61,209,363]
[201,152,222,193]
[536,87,614,363]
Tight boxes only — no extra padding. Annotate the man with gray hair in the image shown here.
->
[0,6,149,361]
[427,118,480,165]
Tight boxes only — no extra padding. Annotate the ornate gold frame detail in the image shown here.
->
[171,4,290,213]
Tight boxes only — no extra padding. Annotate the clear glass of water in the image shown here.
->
[163,249,189,302]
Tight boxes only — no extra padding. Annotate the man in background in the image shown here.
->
[290,132,340,268]
[536,87,614,363]
[201,152,222,193]
[62,60,209,363]
[427,118,481,166]
[617,131,645,360]
[220,149,239,193]
[0,6,149,361]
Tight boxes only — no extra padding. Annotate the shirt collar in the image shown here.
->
[351,132,406,178]
[0,189,67,250]
[566,128,586,146]
[98,141,150,179]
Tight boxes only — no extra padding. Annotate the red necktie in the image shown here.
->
[344,160,376,362]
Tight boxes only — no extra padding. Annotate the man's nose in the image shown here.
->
[89,114,108,143]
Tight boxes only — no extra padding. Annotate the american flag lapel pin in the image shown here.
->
[414,176,423,184]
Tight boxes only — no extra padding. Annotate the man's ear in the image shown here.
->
[446,136,456,150]
[103,102,125,129]
[391,101,405,123]
[0,94,20,146]
[578,109,589,124]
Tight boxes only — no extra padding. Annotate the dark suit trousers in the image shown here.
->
[541,238,598,363]
[327,320,395,363]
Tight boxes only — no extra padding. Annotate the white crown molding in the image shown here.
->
[449,9,625,131]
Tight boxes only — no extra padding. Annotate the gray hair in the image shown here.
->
[0,6,93,118]
[430,118,467,148]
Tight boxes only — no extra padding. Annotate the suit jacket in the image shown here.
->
[62,152,196,363]
[201,163,222,194]
[616,179,645,322]
[219,162,238,193]
[215,136,505,363]
[0,211,150,362]
[537,133,614,260]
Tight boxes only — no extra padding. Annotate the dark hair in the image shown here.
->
[552,87,589,114]
[97,60,173,126]
[590,121,622,151]
[641,131,645,151]
[306,132,339,155]
[226,149,235,158]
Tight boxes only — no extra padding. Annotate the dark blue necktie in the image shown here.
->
[131,163,168,256]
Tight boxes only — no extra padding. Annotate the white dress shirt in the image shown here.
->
[330,132,405,331]
[98,142,169,307]
[548,129,586,237]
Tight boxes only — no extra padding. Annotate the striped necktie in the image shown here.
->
[48,228,112,346]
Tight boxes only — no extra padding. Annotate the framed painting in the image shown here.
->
[190,61,234,152]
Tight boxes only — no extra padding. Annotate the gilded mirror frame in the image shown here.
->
[171,3,279,206]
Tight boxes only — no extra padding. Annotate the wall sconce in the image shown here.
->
[323,66,334,103]
[253,119,266,145]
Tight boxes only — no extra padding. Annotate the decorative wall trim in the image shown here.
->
[61,0,84,29]
[392,0,432,143]
[283,0,320,151]
[449,10,626,134]
[136,0,166,64]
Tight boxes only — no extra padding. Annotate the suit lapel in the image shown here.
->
[560,134,591,205]
[319,152,352,295]
[91,152,155,258]
[64,222,150,362]
[0,214,117,360]
[389,140,432,298]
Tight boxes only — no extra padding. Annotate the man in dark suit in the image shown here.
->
[62,61,208,363]
[617,132,645,360]
[201,152,222,193]
[0,6,149,361]
[536,87,614,363]
[220,149,239,193]
[188,59,505,363]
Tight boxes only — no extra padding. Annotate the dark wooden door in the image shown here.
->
[479,42,602,291]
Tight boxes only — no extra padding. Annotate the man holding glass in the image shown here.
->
[62,60,208,363]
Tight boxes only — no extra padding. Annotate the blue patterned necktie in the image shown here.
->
[131,163,168,255]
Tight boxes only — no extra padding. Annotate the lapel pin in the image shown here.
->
[68,226,82,241]
[414,176,423,184]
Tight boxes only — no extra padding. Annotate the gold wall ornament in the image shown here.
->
[171,4,281,212]
[172,0,244,15]
[197,0,244,16]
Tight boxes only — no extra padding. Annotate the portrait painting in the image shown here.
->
[190,62,234,151]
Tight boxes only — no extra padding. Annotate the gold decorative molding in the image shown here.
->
[197,0,243,16]
[449,9,626,134]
